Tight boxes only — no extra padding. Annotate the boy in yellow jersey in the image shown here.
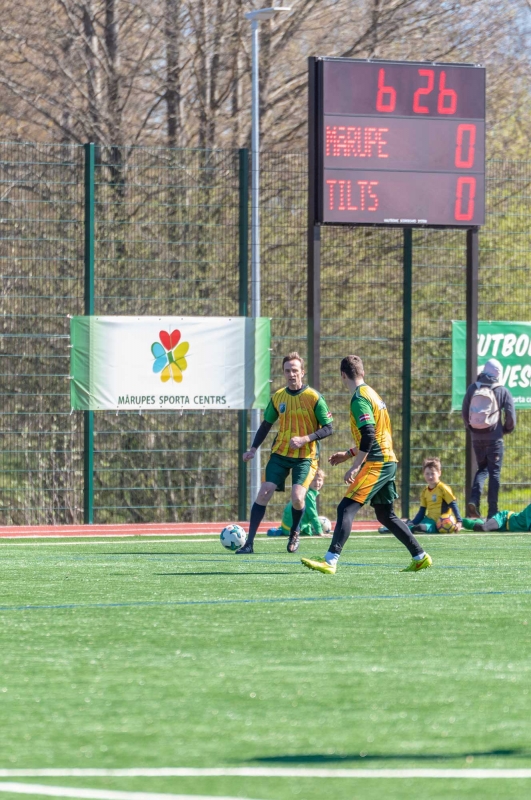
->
[410,458,462,532]
[236,352,333,555]
[301,355,432,574]
[379,457,462,533]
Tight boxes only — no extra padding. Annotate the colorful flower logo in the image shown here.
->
[151,329,189,383]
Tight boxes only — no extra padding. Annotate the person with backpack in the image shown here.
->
[461,358,516,519]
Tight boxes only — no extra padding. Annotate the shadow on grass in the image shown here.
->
[251,748,531,763]
[103,552,218,557]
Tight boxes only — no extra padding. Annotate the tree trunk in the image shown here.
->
[165,0,182,149]
[82,1,100,140]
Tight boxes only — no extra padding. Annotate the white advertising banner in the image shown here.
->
[70,316,271,411]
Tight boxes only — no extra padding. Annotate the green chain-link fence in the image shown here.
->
[1,143,530,525]
[91,146,243,522]
[0,142,84,524]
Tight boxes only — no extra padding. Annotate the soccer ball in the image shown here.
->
[318,515,332,534]
[220,524,247,551]
[436,512,458,533]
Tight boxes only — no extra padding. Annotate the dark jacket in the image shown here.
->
[461,372,516,443]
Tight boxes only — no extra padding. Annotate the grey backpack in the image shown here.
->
[469,382,500,429]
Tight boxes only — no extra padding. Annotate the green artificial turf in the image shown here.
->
[1,531,531,800]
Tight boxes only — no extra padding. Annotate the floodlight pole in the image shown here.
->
[246,6,290,507]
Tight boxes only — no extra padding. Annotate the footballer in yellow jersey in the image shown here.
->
[266,385,331,460]
[236,352,333,555]
[349,383,397,464]
[302,355,432,575]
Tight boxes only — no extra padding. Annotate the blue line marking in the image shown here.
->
[1,589,531,613]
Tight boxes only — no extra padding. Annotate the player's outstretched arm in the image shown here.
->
[343,426,375,483]
[329,446,357,466]
[242,420,273,461]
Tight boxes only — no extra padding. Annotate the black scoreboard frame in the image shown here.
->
[307,56,485,511]
[309,56,486,229]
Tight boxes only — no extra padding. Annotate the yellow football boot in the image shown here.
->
[301,557,337,575]
[401,553,433,572]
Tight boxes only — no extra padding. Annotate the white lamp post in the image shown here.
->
[245,5,291,505]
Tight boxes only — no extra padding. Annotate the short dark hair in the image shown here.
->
[340,355,364,379]
[283,352,304,369]
[423,457,442,472]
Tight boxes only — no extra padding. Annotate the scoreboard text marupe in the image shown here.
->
[313,59,486,227]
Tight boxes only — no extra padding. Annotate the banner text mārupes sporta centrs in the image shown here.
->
[70,316,271,411]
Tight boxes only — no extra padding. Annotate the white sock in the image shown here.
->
[325,551,339,566]
[413,551,426,561]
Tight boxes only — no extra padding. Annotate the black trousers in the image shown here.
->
[470,438,503,518]
[328,497,424,557]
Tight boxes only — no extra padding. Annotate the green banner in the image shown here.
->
[452,321,531,409]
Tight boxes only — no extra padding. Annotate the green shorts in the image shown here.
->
[265,453,318,493]
[494,506,531,532]
[344,460,398,506]
[412,517,438,533]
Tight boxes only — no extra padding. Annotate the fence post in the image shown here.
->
[465,227,479,501]
[401,228,413,519]
[307,57,321,390]
[83,143,95,524]
[238,148,249,521]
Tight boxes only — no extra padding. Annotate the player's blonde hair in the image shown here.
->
[315,467,326,480]
[423,457,442,472]
[282,351,304,369]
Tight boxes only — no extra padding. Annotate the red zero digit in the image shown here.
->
[376,69,396,112]
[455,124,476,168]
[455,177,476,221]
[438,71,458,114]
[413,69,434,114]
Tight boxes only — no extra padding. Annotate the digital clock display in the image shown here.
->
[313,59,486,227]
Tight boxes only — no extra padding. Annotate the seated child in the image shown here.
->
[380,457,462,533]
[410,457,462,532]
[463,503,531,532]
[268,468,326,537]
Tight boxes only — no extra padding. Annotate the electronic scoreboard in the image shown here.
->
[311,58,485,227]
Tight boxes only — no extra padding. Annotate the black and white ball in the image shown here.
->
[318,516,332,534]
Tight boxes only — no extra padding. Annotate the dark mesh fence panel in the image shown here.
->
[320,227,404,519]
[0,143,84,525]
[409,229,467,513]
[260,153,308,519]
[93,147,241,523]
[479,161,531,510]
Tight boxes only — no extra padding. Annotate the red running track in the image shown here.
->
[0,521,380,538]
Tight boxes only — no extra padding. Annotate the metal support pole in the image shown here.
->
[308,226,321,389]
[307,58,321,390]
[401,228,413,519]
[238,148,249,521]
[249,17,261,506]
[83,143,95,525]
[465,226,479,502]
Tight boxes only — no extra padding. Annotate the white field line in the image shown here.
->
[1,532,530,547]
[0,784,259,800]
[0,539,222,547]
[0,535,222,542]
[0,537,288,548]
[0,768,531,779]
